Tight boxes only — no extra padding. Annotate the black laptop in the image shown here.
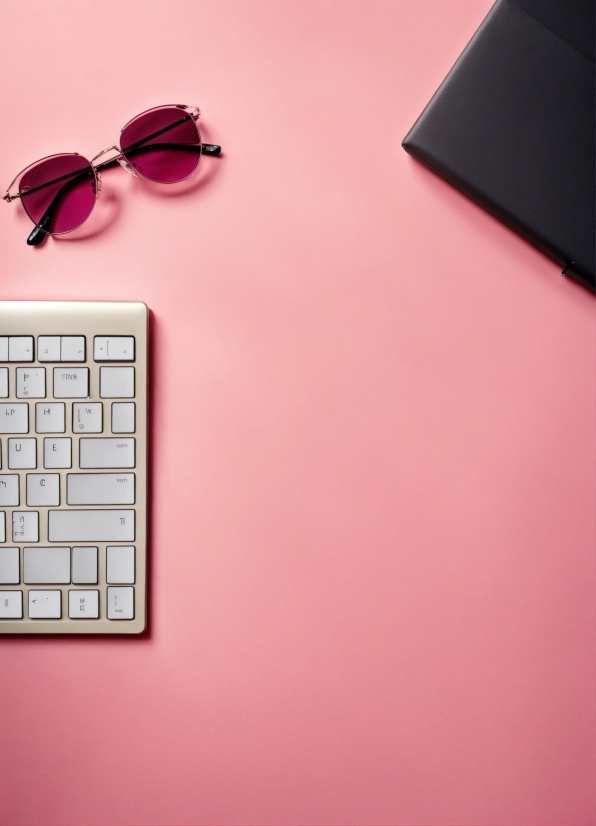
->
[403,0,595,292]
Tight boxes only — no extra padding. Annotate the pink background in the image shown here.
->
[0,2,594,824]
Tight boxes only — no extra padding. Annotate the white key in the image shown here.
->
[9,336,34,362]
[28,590,61,618]
[0,476,19,506]
[48,509,135,542]
[24,547,70,583]
[69,589,99,619]
[111,402,135,433]
[16,367,46,399]
[0,512,5,542]
[13,511,39,542]
[61,336,86,362]
[53,367,89,398]
[0,404,28,433]
[8,438,37,469]
[36,403,65,433]
[37,336,61,362]
[0,548,19,584]
[94,336,135,361]
[100,367,135,398]
[73,403,102,433]
[107,546,135,584]
[79,438,135,469]
[0,590,22,618]
[107,586,134,619]
[67,473,135,505]
[44,437,72,469]
[0,368,8,398]
[72,546,98,584]
[27,474,60,506]
[0,338,8,361]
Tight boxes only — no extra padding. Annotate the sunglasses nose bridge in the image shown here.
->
[117,157,139,178]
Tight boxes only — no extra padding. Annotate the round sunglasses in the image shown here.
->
[3,104,221,246]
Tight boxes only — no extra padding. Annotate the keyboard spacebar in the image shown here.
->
[49,510,135,542]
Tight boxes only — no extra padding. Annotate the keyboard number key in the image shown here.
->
[0,548,19,584]
[28,590,61,619]
[0,590,23,618]
[111,402,135,433]
[44,438,72,469]
[72,547,98,585]
[73,403,102,432]
[0,404,29,434]
[13,511,39,543]
[100,367,135,398]
[53,367,89,398]
[9,337,34,362]
[107,586,134,619]
[36,403,66,434]
[0,476,20,506]
[68,589,99,619]
[16,367,45,398]
[61,336,86,362]
[37,336,61,362]
[94,337,135,361]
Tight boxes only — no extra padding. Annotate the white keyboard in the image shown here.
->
[0,301,147,634]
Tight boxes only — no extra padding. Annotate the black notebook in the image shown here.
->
[403,0,595,292]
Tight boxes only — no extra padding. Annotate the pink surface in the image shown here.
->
[0,2,594,824]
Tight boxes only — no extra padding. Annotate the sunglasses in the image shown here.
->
[3,104,221,246]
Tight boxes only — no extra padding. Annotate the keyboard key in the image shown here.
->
[69,589,99,618]
[0,368,8,398]
[61,336,86,362]
[0,512,5,542]
[0,404,29,434]
[24,547,70,584]
[100,366,135,398]
[79,438,135,469]
[107,546,135,584]
[36,403,66,433]
[0,338,8,362]
[0,590,23,618]
[107,586,134,619]
[8,438,37,469]
[67,473,135,505]
[0,548,19,584]
[9,337,34,362]
[71,547,98,584]
[94,337,135,361]
[16,367,46,399]
[53,367,89,398]
[44,437,72,469]
[73,403,102,433]
[0,476,19,506]
[27,474,60,506]
[48,509,135,542]
[111,402,135,433]
[37,336,61,362]
[28,590,61,618]
[13,511,39,542]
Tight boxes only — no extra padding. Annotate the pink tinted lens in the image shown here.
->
[19,154,96,234]
[120,106,201,183]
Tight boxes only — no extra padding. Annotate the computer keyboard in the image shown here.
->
[0,301,147,634]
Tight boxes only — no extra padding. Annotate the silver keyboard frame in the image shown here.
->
[0,301,148,634]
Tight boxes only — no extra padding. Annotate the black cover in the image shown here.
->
[402,0,595,291]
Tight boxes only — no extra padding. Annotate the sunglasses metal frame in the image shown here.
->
[3,104,221,245]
